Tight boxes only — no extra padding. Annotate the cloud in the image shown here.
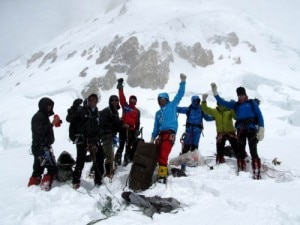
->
[0,0,112,66]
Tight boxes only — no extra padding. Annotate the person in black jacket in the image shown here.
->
[72,94,104,189]
[99,95,122,179]
[28,97,61,191]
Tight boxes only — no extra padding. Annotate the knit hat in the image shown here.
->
[236,87,247,96]
[129,95,137,101]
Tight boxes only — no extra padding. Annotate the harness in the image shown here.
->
[156,130,176,145]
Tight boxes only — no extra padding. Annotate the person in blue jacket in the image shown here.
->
[150,73,187,183]
[211,83,265,179]
[177,95,214,171]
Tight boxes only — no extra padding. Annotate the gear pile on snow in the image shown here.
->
[121,191,181,217]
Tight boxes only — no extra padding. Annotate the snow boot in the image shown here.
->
[216,154,225,164]
[237,158,246,172]
[73,183,80,189]
[40,174,53,191]
[252,158,261,180]
[28,176,41,187]
[94,179,102,187]
[157,165,168,184]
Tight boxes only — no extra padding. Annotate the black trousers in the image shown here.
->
[117,127,136,160]
[32,155,57,177]
[72,142,104,184]
[31,145,57,177]
[237,129,259,160]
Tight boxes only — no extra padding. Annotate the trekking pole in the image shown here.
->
[109,141,114,183]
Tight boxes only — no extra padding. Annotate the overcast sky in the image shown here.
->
[0,0,113,67]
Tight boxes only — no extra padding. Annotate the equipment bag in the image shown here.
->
[56,151,76,182]
[128,142,158,191]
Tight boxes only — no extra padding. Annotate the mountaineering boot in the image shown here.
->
[157,165,168,184]
[94,179,102,187]
[216,154,225,164]
[252,158,261,180]
[73,183,80,189]
[28,176,41,187]
[237,158,246,172]
[40,175,53,191]
[114,151,122,166]
[72,171,81,189]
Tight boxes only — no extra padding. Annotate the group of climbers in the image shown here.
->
[27,74,265,191]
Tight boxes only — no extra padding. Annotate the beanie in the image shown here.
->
[236,87,247,96]
[129,95,137,101]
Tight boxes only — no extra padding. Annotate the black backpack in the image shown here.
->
[57,151,76,182]
[66,99,83,142]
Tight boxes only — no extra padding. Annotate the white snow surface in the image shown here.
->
[1,0,300,225]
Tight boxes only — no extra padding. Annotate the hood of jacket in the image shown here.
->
[191,95,200,108]
[38,97,54,116]
[109,95,120,110]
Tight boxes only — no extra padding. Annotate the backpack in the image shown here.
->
[235,98,260,125]
[66,99,83,142]
[57,151,76,182]
[223,145,236,158]
[128,142,158,191]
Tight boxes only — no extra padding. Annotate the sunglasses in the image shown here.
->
[111,99,119,102]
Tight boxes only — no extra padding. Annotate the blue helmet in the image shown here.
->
[191,96,200,106]
[158,92,169,101]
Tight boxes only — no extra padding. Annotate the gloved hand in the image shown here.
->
[180,73,187,82]
[150,137,155,144]
[72,98,83,108]
[53,114,62,127]
[211,82,218,96]
[202,93,208,102]
[257,127,265,141]
[117,78,124,89]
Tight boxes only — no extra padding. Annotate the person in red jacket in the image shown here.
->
[115,78,141,167]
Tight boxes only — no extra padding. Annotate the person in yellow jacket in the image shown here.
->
[201,93,239,163]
